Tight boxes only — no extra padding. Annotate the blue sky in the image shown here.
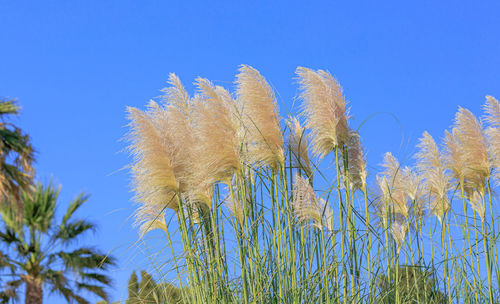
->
[1,1,499,302]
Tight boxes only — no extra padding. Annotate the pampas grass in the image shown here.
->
[416,131,450,222]
[347,130,367,192]
[192,78,241,187]
[126,105,179,210]
[296,67,349,158]
[292,173,332,231]
[125,67,500,304]
[235,65,284,169]
[453,107,490,192]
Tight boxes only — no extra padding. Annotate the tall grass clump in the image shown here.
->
[125,66,499,303]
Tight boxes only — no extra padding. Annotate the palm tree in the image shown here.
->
[0,98,35,203]
[0,183,115,304]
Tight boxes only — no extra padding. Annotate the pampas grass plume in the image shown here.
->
[416,131,450,222]
[448,107,490,194]
[296,67,349,158]
[347,130,367,192]
[292,173,333,231]
[235,65,284,169]
[192,78,241,188]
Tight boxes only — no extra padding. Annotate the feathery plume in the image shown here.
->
[391,221,408,255]
[235,65,284,169]
[296,67,349,158]
[149,102,193,194]
[286,116,312,178]
[292,173,333,231]
[483,95,500,127]
[378,152,409,220]
[484,96,500,184]
[469,190,486,221]
[452,107,490,193]
[158,76,214,207]
[127,106,179,211]
[443,129,466,183]
[160,73,190,114]
[416,131,450,222]
[192,78,241,188]
[347,130,367,192]
[375,176,391,227]
[401,166,426,224]
[486,127,500,184]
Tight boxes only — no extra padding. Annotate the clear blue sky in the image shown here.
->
[1,1,499,302]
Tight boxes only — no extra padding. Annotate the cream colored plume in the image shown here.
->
[160,73,190,114]
[296,67,349,158]
[158,76,216,207]
[377,152,409,220]
[451,107,490,193]
[292,173,333,231]
[191,78,241,190]
[416,131,451,222]
[443,129,466,183]
[347,130,367,192]
[484,95,500,127]
[401,166,426,223]
[469,190,486,221]
[127,106,179,211]
[484,96,500,184]
[148,102,194,194]
[286,116,312,178]
[391,221,408,255]
[235,65,284,169]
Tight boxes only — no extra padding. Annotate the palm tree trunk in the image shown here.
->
[25,276,43,304]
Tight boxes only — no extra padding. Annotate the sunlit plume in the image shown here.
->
[296,67,349,158]
[235,65,284,169]
[347,130,367,192]
[416,131,451,222]
[292,173,333,231]
[401,166,426,224]
[391,221,408,255]
[452,107,490,193]
[483,95,500,127]
[126,106,178,211]
[192,78,241,189]
[377,152,409,220]
[484,96,500,184]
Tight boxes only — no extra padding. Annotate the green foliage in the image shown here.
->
[0,182,115,303]
[125,270,188,304]
[126,272,139,304]
[0,98,35,202]
[376,265,445,303]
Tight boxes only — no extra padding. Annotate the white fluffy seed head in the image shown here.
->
[391,221,408,255]
[235,65,284,170]
[347,130,367,192]
[292,173,333,231]
[296,67,349,158]
[416,131,450,222]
